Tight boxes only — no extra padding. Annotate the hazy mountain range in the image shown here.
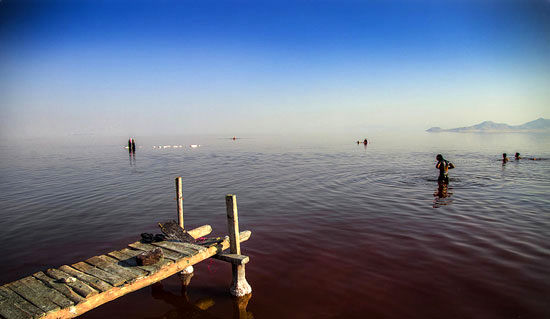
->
[426,118,550,133]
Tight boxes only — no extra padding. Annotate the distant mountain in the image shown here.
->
[426,118,550,133]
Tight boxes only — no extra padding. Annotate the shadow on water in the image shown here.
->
[433,181,453,208]
[146,281,253,319]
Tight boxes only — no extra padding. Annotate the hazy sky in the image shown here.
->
[1,0,549,138]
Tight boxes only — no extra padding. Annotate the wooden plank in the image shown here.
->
[70,262,126,287]
[57,266,112,293]
[107,249,161,275]
[44,269,97,298]
[128,242,186,261]
[0,286,44,319]
[5,277,66,313]
[32,272,84,304]
[181,242,207,252]
[151,241,201,256]
[99,255,150,277]
[196,237,224,247]
[212,253,249,265]
[20,277,73,309]
[0,296,32,319]
[187,225,212,239]
[85,256,145,282]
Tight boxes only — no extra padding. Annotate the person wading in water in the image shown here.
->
[436,154,455,184]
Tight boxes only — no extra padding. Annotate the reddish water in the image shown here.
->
[0,133,549,318]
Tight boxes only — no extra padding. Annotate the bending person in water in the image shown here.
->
[436,154,454,184]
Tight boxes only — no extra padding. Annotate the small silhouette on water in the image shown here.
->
[502,153,509,164]
[128,138,136,153]
[435,154,454,184]
[514,152,521,160]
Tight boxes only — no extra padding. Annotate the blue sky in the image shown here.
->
[1,0,549,137]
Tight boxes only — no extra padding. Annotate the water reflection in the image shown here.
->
[433,181,453,208]
[129,152,136,167]
[148,281,253,319]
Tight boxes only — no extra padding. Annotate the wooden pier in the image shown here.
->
[0,178,252,319]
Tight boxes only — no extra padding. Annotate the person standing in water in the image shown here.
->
[502,153,509,163]
[131,138,136,153]
[514,152,521,160]
[436,154,454,183]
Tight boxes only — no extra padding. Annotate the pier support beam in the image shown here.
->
[176,177,193,282]
[178,265,194,287]
[175,176,184,229]
[226,195,252,297]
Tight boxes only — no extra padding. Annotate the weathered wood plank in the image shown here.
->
[5,277,66,313]
[85,256,145,282]
[196,237,224,247]
[0,286,44,319]
[32,272,84,304]
[44,269,97,298]
[0,298,31,319]
[212,253,249,265]
[99,255,150,277]
[108,248,172,274]
[71,262,126,287]
[187,225,212,239]
[151,241,203,256]
[21,276,73,309]
[128,242,187,261]
[57,266,112,293]
[181,242,207,251]
[108,249,156,275]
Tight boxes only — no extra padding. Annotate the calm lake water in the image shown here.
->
[1,132,549,319]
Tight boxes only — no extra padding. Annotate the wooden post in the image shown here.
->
[175,177,184,229]
[225,195,251,297]
[176,177,193,283]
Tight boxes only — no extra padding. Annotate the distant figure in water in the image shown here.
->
[128,138,136,153]
[436,154,454,183]
[513,152,542,161]
[356,141,360,144]
[363,139,368,145]
[232,136,236,140]
[502,153,509,163]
